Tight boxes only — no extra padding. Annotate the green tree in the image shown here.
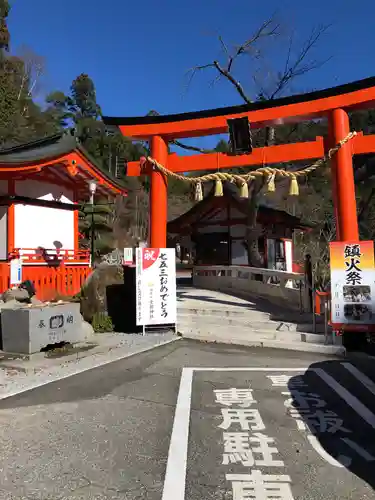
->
[46,74,151,251]
[0,0,10,53]
[79,200,115,260]
[0,3,60,146]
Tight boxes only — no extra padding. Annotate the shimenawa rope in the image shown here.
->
[142,131,357,200]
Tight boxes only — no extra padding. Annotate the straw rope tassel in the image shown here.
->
[214,179,223,196]
[267,173,276,192]
[194,181,203,201]
[289,175,299,196]
[239,181,249,198]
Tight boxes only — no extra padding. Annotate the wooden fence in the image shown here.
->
[0,263,91,301]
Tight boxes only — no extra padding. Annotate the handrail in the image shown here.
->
[192,264,308,311]
[8,248,90,263]
[193,264,304,282]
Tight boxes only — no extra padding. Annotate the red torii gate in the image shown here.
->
[103,76,375,248]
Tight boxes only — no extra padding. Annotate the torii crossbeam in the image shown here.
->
[103,76,375,248]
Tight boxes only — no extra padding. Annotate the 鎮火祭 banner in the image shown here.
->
[135,248,177,327]
[330,241,375,331]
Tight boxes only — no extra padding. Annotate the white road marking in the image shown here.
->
[341,363,375,396]
[191,367,307,372]
[313,368,375,429]
[162,367,193,500]
[307,435,348,467]
[342,438,375,461]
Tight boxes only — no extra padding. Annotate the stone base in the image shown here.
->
[1,302,85,354]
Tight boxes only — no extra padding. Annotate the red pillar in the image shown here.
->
[7,179,15,255]
[328,108,358,241]
[149,135,168,248]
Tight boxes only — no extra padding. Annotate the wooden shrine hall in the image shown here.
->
[0,133,127,300]
[167,182,311,272]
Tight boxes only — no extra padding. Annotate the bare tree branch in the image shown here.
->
[186,16,280,103]
[265,24,332,100]
[171,139,217,154]
[212,60,252,104]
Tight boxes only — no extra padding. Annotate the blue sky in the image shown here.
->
[8,0,375,148]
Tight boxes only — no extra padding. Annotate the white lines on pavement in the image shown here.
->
[341,363,375,396]
[313,368,375,430]
[342,438,375,461]
[162,367,193,500]
[162,367,307,500]
[190,367,308,372]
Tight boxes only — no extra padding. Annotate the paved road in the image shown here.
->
[0,340,374,499]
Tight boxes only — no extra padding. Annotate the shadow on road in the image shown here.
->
[288,359,375,491]
[0,341,180,410]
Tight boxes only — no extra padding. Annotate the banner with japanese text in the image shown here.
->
[135,248,177,327]
[330,241,375,331]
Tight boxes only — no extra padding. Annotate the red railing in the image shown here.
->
[9,248,90,264]
[0,263,91,301]
[315,290,331,316]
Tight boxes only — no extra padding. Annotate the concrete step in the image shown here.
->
[177,306,327,323]
[177,307,270,320]
[179,330,344,355]
[177,311,330,334]
[176,321,337,345]
[177,305,265,318]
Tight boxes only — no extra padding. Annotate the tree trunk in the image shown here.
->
[245,126,275,267]
[246,178,265,267]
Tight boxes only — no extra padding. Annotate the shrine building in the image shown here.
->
[167,182,311,272]
[0,133,127,300]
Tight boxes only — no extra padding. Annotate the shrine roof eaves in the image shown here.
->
[168,183,313,232]
[0,133,127,194]
[103,75,375,127]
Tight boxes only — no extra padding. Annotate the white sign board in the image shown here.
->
[123,247,133,266]
[135,248,177,326]
[10,259,22,285]
[330,240,375,332]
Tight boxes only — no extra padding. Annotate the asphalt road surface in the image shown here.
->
[0,340,375,499]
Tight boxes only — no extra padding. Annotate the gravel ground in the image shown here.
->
[0,333,178,400]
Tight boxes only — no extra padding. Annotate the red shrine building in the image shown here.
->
[0,133,127,300]
[168,182,310,272]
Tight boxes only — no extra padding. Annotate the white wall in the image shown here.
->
[0,180,7,259]
[14,180,75,251]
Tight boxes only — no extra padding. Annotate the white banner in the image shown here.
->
[123,247,133,266]
[10,259,22,285]
[330,240,375,331]
[136,248,177,326]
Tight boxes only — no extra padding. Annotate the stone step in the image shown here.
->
[177,306,269,320]
[177,311,330,334]
[176,321,336,345]
[177,306,327,324]
[179,330,344,355]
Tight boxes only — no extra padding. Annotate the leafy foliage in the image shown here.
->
[79,201,115,259]
[91,312,113,333]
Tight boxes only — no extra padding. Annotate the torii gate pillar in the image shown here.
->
[150,135,168,248]
[329,108,359,241]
